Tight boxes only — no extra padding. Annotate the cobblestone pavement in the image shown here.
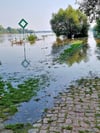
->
[29,78,100,133]
[0,118,13,133]
[0,78,100,133]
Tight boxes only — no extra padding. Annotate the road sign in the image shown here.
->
[18,19,28,29]
[21,59,30,68]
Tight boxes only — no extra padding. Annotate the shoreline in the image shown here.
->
[0,76,100,133]
[31,77,100,133]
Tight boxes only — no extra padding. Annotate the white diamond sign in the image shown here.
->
[21,59,30,68]
[18,19,28,29]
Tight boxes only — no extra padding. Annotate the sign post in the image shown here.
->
[18,19,28,40]
[18,19,30,68]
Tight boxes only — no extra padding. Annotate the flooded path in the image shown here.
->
[0,29,100,124]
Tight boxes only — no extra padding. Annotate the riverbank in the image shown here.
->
[30,77,100,133]
[0,77,100,133]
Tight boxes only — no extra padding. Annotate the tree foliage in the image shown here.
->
[76,0,100,22]
[94,19,100,37]
[50,5,89,38]
[0,25,34,34]
[95,19,100,32]
[0,25,6,34]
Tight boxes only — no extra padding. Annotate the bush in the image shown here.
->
[27,34,37,44]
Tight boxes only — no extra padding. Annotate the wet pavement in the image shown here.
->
[0,77,100,133]
[0,119,13,133]
[28,77,100,133]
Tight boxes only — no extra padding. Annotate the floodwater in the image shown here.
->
[0,29,100,124]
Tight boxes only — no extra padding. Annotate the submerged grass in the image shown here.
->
[58,40,88,63]
[27,34,37,44]
[5,123,33,133]
[0,77,41,120]
[0,75,49,133]
[95,39,100,45]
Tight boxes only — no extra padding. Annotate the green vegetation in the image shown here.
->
[27,34,37,44]
[5,123,33,133]
[95,125,100,130]
[47,119,54,123]
[0,77,41,120]
[94,19,100,38]
[0,25,6,34]
[79,130,90,133]
[58,40,88,64]
[62,125,73,130]
[0,25,34,34]
[77,0,100,22]
[44,108,48,113]
[0,74,49,133]
[53,37,71,46]
[95,113,100,117]
[95,39,100,45]
[50,5,89,38]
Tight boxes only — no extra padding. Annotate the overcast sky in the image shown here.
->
[0,0,78,30]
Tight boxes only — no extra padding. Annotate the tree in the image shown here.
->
[6,27,18,34]
[76,0,100,22]
[95,19,100,32]
[0,25,34,34]
[94,19,100,37]
[0,25,6,33]
[50,5,89,38]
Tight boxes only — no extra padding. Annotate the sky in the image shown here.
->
[0,0,78,31]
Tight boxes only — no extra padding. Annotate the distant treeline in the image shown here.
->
[0,25,34,34]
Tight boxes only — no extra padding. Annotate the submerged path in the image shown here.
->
[1,77,100,133]
[28,77,100,133]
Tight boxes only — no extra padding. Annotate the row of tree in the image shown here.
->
[76,0,100,22]
[50,0,100,39]
[77,0,100,38]
[50,5,89,39]
[94,19,100,38]
[0,25,34,34]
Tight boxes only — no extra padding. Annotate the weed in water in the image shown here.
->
[62,125,73,130]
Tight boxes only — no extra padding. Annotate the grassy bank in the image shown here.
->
[95,39,100,45]
[5,123,33,133]
[58,39,88,63]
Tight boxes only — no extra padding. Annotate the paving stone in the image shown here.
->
[43,118,50,124]
[57,118,65,123]
[58,113,65,118]
[28,129,39,133]
[0,130,13,133]
[0,118,3,122]
[0,123,5,130]
[33,123,41,128]
[39,130,48,133]
[63,130,71,133]
[2,78,100,133]
[65,119,72,124]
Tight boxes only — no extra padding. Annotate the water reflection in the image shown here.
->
[0,34,5,43]
[65,46,88,66]
[52,41,89,66]
[95,39,100,60]
[1,31,100,125]
[8,35,30,68]
[21,42,30,68]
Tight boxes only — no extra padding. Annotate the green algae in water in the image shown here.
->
[0,77,40,120]
[5,123,33,133]
[58,40,88,63]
